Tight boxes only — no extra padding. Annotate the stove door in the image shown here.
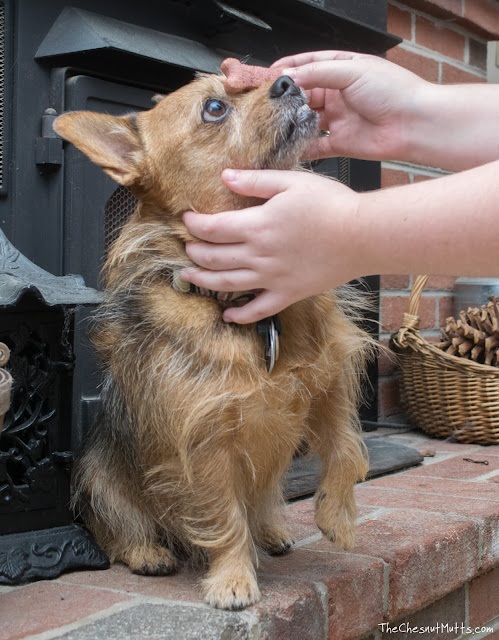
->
[62,75,166,447]
[63,75,159,287]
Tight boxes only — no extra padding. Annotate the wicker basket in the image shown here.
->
[390,275,499,444]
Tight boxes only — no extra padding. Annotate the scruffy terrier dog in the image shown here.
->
[54,70,371,610]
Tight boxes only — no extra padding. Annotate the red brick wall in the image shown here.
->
[378,0,499,422]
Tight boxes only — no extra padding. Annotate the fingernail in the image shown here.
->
[222,311,233,323]
[222,168,239,183]
[173,270,192,293]
[283,68,297,80]
[179,268,193,281]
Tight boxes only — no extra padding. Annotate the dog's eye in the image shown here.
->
[202,99,229,123]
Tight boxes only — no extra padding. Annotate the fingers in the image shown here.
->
[270,50,359,69]
[185,241,249,271]
[183,169,297,245]
[307,87,327,110]
[183,210,248,244]
[301,135,341,162]
[222,290,288,325]
[184,170,296,244]
[222,168,296,200]
[181,266,259,293]
[283,60,361,92]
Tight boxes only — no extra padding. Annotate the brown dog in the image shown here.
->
[54,71,371,610]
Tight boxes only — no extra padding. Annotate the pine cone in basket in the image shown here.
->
[437,296,499,366]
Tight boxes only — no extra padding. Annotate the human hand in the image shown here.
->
[274,51,431,162]
[182,169,364,324]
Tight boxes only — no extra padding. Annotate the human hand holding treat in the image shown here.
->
[271,50,499,170]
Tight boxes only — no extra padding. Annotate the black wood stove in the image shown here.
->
[0,0,400,583]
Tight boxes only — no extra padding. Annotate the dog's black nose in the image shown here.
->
[269,75,301,99]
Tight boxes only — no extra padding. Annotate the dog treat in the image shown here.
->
[221,58,283,93]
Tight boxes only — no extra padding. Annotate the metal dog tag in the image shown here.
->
[266,319,278,374]
[257,315,282,374]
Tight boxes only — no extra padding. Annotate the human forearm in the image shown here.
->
[400,84,499,171]
[358,159,499,277]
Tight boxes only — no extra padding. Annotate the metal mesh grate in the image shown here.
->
[104,185,138,251]
[0,3,5,190]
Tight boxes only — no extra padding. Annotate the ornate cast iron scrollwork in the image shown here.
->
[0,319,67,514]
[0,527,109,584]
[0,230,108,584]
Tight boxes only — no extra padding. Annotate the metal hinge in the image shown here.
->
[35,108,63,171]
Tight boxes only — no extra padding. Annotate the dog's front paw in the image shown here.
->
[203,573,261,610]
[315,492,356,550]
[257,525,294,556]
[124,544,178,576]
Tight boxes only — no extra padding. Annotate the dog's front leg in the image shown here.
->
[307,379,368,550]
[187,446,260,610]
[203,543,260,611]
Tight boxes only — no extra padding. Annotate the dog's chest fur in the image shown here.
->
[92,225,346,472]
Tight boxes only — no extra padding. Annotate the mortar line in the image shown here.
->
[389,0,489,45]
[293,532,323,548]
[464,581,470,629]
[458,613,499,639]
[402,472,499,485]
[382,561,391,617]
[398,40,486,76]
[358,484,499,503]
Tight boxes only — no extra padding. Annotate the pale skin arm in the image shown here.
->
[182,161,499,324]
[273,51,499,171]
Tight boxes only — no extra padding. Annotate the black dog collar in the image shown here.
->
[172,271,281,373]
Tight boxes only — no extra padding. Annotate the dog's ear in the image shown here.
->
[53,112,143,186]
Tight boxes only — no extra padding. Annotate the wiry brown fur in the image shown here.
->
[54,73,372,610]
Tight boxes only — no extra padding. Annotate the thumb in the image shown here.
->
[222,169,297,200]
[222,290,287,325]
[301,135,340,162]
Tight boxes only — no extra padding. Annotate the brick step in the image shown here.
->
[1,432,498,640]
